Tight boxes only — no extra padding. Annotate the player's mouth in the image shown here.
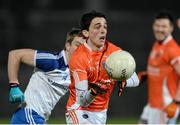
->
[99,36,106,42]
[155,32,165,37]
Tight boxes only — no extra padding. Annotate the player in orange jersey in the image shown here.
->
[138,10,180,124]
[65,11,140,124]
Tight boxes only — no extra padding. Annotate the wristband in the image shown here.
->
[9,83,19,87]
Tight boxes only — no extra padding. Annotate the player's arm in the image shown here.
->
[173,61,180,102]
[8,49,35,103]
[75,80,95,107]
[169,45,180,103]
[8,49,35,83]
[117,72,140,96]
[126,72,140,87]
[163,61,180,118]
[75,80,109,107]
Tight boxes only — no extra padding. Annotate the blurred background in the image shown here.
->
[0,0,180,123]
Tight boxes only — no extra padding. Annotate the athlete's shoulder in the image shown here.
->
[163,38,180,54]
[36,50,64,58]
[169,39,180,53]
[69,44,88,68]
[168,38,179,47]
[106,40,122,51]
[36,50,68,72]
[71,44,87,59]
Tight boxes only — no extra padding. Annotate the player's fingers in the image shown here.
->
[121,81,126,88]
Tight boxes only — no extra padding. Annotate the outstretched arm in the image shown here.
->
[117,72,140,96]
[126,72,140,87]
[8,49,35,83]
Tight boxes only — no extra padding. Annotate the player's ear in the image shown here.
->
[82,30,89,38]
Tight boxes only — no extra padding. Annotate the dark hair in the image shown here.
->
[80,10,107,30]
[155,10,174,25]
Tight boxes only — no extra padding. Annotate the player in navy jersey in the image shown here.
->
[8,28,85,124]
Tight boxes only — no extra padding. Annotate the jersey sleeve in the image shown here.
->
[69,52,88,83]
[168,42,180,65]
[35,50,63,72]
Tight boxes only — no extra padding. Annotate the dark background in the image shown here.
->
[0,0,180,122]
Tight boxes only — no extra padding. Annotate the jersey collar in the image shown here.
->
[162,35,173,45]
[84,42,106,52]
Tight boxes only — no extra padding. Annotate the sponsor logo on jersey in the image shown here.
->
[48,78,68,91]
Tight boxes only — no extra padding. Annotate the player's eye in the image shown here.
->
[94,24,101,29]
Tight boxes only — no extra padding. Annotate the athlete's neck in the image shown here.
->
[157,35,172,44]
[86,39,104,51]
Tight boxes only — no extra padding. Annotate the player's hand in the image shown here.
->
[118,81,126,96]
[9,83,25,103]
[90,82,110,96]
[164,101,178,118]
[138,71,147,83]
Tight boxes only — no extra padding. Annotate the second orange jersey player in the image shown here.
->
[139,10,180,124]
[148,35,180,109]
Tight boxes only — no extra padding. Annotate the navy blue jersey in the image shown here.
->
[23,50,70,121]
[36,50,68,72]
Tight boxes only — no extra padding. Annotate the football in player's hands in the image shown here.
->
[104,50,136,81]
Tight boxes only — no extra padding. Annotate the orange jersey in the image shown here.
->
[147,36,180,108]
[67,41,121,111]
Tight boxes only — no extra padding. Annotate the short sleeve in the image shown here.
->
[168,42,180,65]
[35,50,67,72]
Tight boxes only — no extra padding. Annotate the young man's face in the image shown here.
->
[153,18,173,41]
[86,17,107,48]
